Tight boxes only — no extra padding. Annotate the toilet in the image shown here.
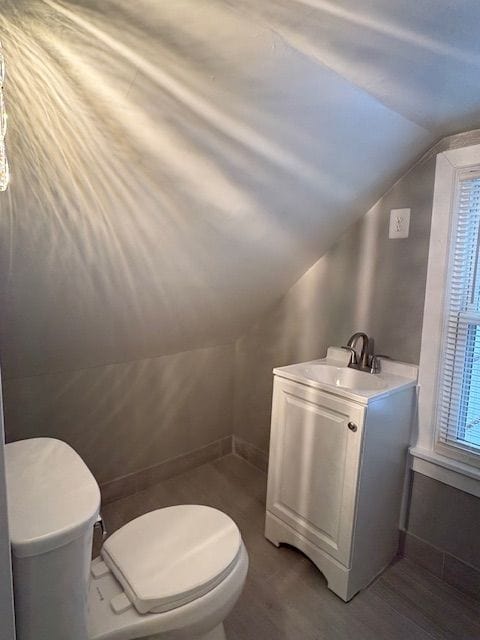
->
[4,438,248,640]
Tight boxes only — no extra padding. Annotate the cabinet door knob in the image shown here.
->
[347,421,358,432]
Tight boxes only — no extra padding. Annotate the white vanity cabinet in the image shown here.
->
[265,360,417,601]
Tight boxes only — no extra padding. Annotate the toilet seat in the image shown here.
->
[100,505,242,615]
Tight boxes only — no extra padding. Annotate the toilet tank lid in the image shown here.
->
[5,438,100,558]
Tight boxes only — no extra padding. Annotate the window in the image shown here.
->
[438,176,480,454]
[413,143,480,498]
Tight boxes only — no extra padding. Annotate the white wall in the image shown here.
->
[0,374,15,640]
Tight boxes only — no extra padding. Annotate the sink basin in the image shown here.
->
[298,364,386,391]
[273,356,418,404]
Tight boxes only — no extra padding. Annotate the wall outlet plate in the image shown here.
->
[389,208,410,239]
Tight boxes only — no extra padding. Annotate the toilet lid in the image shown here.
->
[101,505,242,614]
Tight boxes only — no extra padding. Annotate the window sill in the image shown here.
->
[410,446,480,498]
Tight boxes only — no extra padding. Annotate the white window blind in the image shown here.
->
[438,175,480,454]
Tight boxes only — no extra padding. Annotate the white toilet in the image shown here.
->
[4,438,248,640]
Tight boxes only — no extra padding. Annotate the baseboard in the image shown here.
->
[100,435,233,503]
[101,434,268,503]
[401,531,480,602]
[232,435,268,473]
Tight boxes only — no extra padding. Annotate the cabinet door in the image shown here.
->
[266,377,365,566]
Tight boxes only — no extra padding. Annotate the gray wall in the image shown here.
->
[234,130,480,454]
[405,471,480,599]
[2,2,480,495]
[3,344,234,485]
[0,0,442,483]
[233,130,480,574]
[408,472,480,570]
[233,143,437,453]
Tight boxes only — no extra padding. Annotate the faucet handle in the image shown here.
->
[369,354,390,374]
[341,345,357,365]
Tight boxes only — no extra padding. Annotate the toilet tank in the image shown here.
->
[5,438,100,640]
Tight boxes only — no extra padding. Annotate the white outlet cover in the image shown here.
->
[389,208,410,239]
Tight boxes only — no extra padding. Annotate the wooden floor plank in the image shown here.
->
[373,561,480,640]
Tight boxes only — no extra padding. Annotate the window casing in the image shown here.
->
[414,143,480,497]
[436,174,480,459]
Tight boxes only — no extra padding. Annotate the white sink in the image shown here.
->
[298,364,386,391]
[273,357,418,404]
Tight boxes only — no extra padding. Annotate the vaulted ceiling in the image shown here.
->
[1,0,480,377]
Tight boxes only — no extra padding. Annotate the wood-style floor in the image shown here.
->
[100,454,480,640]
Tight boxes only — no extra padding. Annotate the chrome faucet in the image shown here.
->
[344,332,370,370]
[341,333,390,373]
[341,345,357,366]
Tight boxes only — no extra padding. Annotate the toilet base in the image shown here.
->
[88,543,248,640]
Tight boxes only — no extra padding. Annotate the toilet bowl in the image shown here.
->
[5,438,248,640]
[89,506,248,640]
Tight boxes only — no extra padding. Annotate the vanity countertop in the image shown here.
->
[273,355,418,405]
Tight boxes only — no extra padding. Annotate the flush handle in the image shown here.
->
[347,421,358,432]
[94,514,107,538]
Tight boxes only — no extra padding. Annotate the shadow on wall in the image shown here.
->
[224,0,480,132]
[0,0,349,377]
[3,344,234,484]
[0,0,434,379]
[3,0,477,483]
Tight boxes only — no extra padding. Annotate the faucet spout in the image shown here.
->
[346,332,370,370]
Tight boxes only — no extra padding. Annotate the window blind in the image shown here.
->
[438,176,480,453]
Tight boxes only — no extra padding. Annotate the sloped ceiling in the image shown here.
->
[1,0,480,377]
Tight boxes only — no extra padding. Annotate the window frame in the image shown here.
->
[412,144,480,498]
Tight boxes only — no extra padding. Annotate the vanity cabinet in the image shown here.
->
[265,372,416,601]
